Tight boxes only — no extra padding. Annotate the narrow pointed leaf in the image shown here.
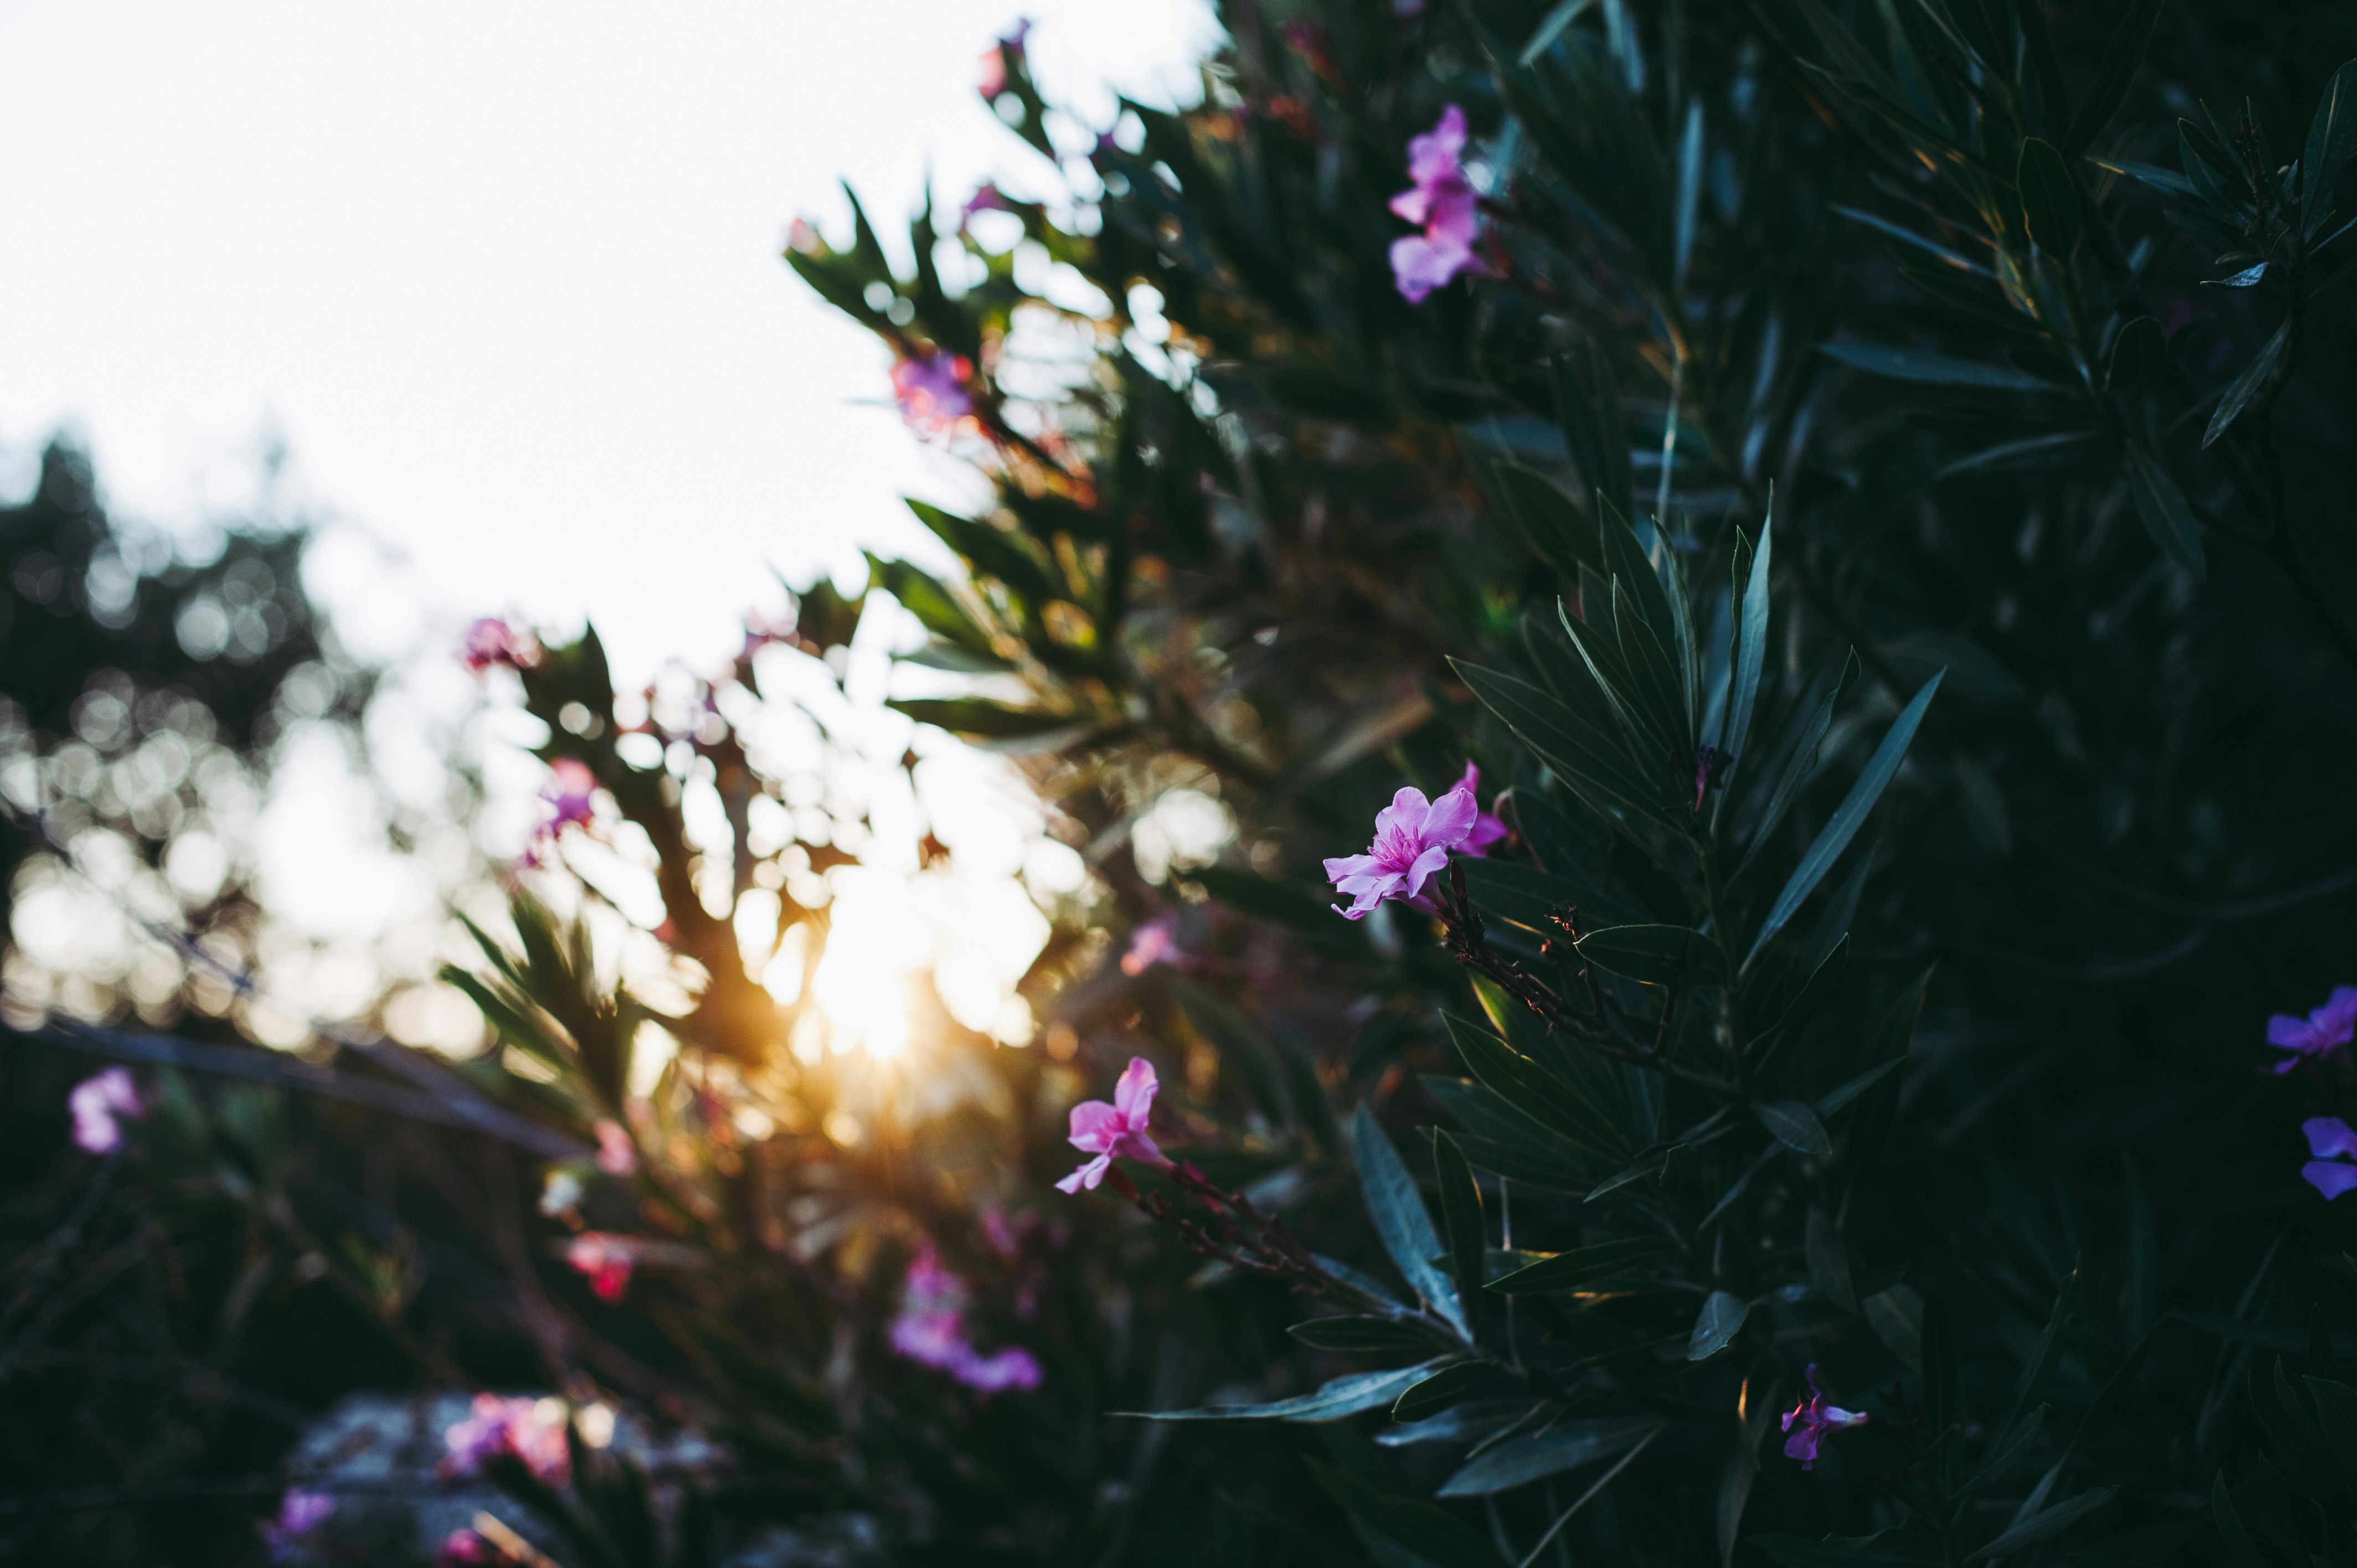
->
[1964,1487,2117,1560]
[2062,0,2165,156]
[1438,1415,1660,1495]
[1806,1205,1856,1311]
[1577,923,1721,985]
[1119,1359,1441,1421]
[1756,1100,1831,1158]
[2018,138,2082,252]
[2202,321,2292,448]
[1818,342,2058,390]
[1354,1105,1465,1334]
[1393,1361,1495,1422]
[2303,61,2357,235]
[2124,444,2205,577]
[1724,513,1772,778]
[1688,1290,1750,1360]
[1434,1131,1488,1305]
[1488,1235,1679,1293]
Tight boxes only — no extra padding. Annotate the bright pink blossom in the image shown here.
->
[1056,1056,1172,1193]
[2268,987,2357,1074]
[441,1394,572,1486]
[976,18,1031,98]
[433,1529,498,1566]
[2303,1117,2357,1199]
[69,1067,142,1155]
[887,1242,1043,1394]
[566,1233,637,1302]
[1324,784,1480,919]
[1782,1364,1869,1469]
[1121,916,1181,976]
[593,1118,637,1177]
[890,351,976,438]
[1453,764,1510,857]
[1388,105,1483,303]
[260,1488,336,1561]
[461,617,531,675]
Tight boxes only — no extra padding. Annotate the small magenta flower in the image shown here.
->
[441,1394,572,1486]
[69,1067,143,1155]
[1782,1364,1869,1469]
[1453,764,1510,857]
[1388,105,1483,303]
[1056,1056,1174,1193]
[461,617,532,675]
[2303,1118,2357,1199]
[890,350,976,438]
[593,1118,637,1177]
[1121,916,1181,976]
[887,1242,1044,1394]
[976,18,1032,98]
[566,1233,637,1302]
[260,1488,336,1561]
[537,757,599,842]
[432,1529,497,1567]
[1324,783,1480,919]
[2269,987,2357,1074]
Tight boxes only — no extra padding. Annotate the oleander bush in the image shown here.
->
[13,0,2357,1563]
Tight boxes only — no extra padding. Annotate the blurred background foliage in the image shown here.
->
[8,0,2357,1562]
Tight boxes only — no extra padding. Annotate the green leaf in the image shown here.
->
[1960,1406,2046,1495]
[1723,512,1772,784]
[1437,1415,1660,1496]
[1119,1360,1442,1421]
[1456,661,1664,826]
[1922,1293,1961,1440]
[1433,1131,1488,1305]
[887,697,1078,741]
[1392,1361,1495,1422]
[1519,0,1597,66]
[1457,854,1640,934]
[1445,1014,1627,1160]
[1752,1529,1948,1566]
[2088,155,2198,198]
[2062,0,2165,157]
[2000,1270,2080,1442]
[1866,1284,1924,1368]
[1287,1316,1444,1353]
[2303,61,2357,236]
[1718,1396,1774,1568]
[2210,1471,2276,1568]
[1815,1053,1906,1118]
[1465,986,1635,1152]
[1353,1105,1466,1334]
[1818,342,2058,390]
[2107,316,2166,393]
[1689,1290,1751,1360]
[1806,1204,1857,1312]
[1577,923,1721,984]
[1308,1461,1506,1568]
[1965,1488,2118,1560]
[1495,462,1599,577]
[2123,443,2206,578]
[1735,651,1859,881]
[2202,321,2292,448]
[1488,1235,1680,1294]
[2018,138,2082,252]
[1754,1101,1831,1158]
[1747,672,1943,966]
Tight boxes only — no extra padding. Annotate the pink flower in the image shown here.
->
[1324,784,1480,919]
[1781,1364,1869,1469]
[976,18,1031,98]
[260,1489,336,1561]
[2303,1117,2357,1199]
[1056,1056,1173,1193]
[441,1394,572,1486]
[1452,764,1510,857]
[959,182,1011,228]
[1388,105,1484,303]
[69,1067,142,1155]
[890,350,976,438]
[461,617,531,675]
[593,1118,637,1177]
[887,1242,1044,1394]
[433,1529,498,1566]
[1121,916,1181,976]
[537,758,599,843]
[566,1233,637,1302]
[2269,987,2357,1074]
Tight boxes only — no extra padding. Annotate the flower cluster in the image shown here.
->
[1056,1056,1173,1193]
[886,1242,1043,1394]
[1324,781,1478,919]
[890,350,976,439]
[69,1067,143,1155]
[461,617,535,675]
[1388,105,1484,303]
[441,1394,572,1487]
[1781,1365,1869,1470]
[2269,986,2357,1073]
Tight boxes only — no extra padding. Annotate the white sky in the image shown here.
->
[0,0,1219,685]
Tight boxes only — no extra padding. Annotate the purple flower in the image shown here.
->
[1121,916,1181,976]
[887,1243,1044,1394]
[890,350,976,438]
[461,617,531,674]
[2304,1117,2357,1199]
[538,758,599,839]
[1056,1056,1172,1193]
[69,1067,142,1155]
[260,1489,336,1561]
[1781,1364,1869,1469]
[1324,783,1480,919]
[433,1530,497,1567]
[441,1394,571,1486]
[1452,763,1510,857]
[959,182,1011,228]
[1388,105,1483,303]
[2268,987,2357,1074]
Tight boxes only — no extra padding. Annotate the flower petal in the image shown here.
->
[1398,844,1452,900]
[1056,1153,1112,1194]
[1069,1100,1121,1152]
[1114,1056,1159,1123]
[1420,785,1479,849]
[2305,1117,2357,1160]
[2305,1159,2357,1200]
